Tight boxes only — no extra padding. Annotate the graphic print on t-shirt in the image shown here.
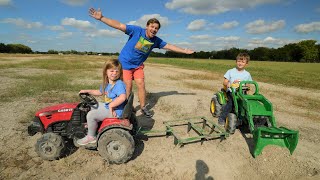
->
[135,36,154,53]
[104,95,112,104]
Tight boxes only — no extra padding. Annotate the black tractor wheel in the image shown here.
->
[210,95,222,117]
[35,133,65,160]
[98,128,135,164]
[226,113,237,134]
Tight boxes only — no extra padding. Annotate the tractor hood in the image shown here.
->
[35,103,78,117]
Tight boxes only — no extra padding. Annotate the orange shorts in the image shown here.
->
[123,64,145,80]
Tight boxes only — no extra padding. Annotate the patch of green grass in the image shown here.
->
[148,58,320,90]
[19,105,39,124]
[266,89,320,112]
[0,72,98,102]
[265,89,319,119]
[0,58,12,61]
[0,58,102,70]
[0,55,106,102]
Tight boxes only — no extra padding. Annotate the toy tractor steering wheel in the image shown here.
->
[79,93,98,106]
[242,85,250,91]
[231,83,250,94]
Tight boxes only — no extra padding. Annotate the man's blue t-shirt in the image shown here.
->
[118,25,167,70]
[100,80,126,117]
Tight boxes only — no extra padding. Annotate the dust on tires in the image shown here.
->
[35,133,66,160]
[210,94,222,117]
[98,128,135,164]
[226,113,237,134]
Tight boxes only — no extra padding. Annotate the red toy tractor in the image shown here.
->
[28,93,136,164]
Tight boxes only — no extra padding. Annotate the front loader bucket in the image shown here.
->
[252,126,299,157]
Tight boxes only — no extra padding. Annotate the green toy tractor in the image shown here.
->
[210,81,299,157]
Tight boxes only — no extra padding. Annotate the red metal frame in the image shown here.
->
[35,103,132,131]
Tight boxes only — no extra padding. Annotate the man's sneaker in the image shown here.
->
[141,104,153,118]
[77,135,97,146]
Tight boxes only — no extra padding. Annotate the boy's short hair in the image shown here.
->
[147,18,161,29]
[236,52,250,63]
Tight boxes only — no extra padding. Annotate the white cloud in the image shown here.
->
[47,25,64,31]
[216,36,240,41]
[60,0,88,6]
[58,32,73,39]
[171,41,192,47]
[264,36,277,43]
[294,22,320,33]
[0,0,11,6]
[190,34,213,40]
[219,21,239,29]
[197,41,212,45]
[85,29,122,38]
[165,0,281,15]
[61,17,93,30]
[245,19,285,34]
[1,18,43,29]
[187,19,206,31]
[27,40,37,43]
[127,14,169,28]
[158,33,169,38]
[247,36,298,49]
[188,35,241,51]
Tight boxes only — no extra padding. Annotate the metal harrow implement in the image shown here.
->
[137,117,229,146]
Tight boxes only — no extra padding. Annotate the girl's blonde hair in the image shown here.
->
[102,59,123,95]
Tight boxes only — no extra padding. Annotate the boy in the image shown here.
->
[218,52,252,125]
[89,7,194,118]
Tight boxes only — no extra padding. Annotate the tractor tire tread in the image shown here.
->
[98,128,134,164]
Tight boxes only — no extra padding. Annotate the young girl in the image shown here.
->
[77,59,127,146]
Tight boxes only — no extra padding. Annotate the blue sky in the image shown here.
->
[1,0,320,53]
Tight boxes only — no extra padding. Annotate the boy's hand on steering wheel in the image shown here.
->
[233,79,241,83]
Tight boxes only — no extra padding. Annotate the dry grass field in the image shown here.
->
[0,54,319,180]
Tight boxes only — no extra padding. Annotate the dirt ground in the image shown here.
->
[0,61,319,180]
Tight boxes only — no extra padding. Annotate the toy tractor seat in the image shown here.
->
[120,92,134,120]
[97,93,135,139]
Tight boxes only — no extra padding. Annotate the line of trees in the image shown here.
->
[152,40,319,63]
[0,43,32,54]
[47,49,119,56]
[1,40,319,62]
